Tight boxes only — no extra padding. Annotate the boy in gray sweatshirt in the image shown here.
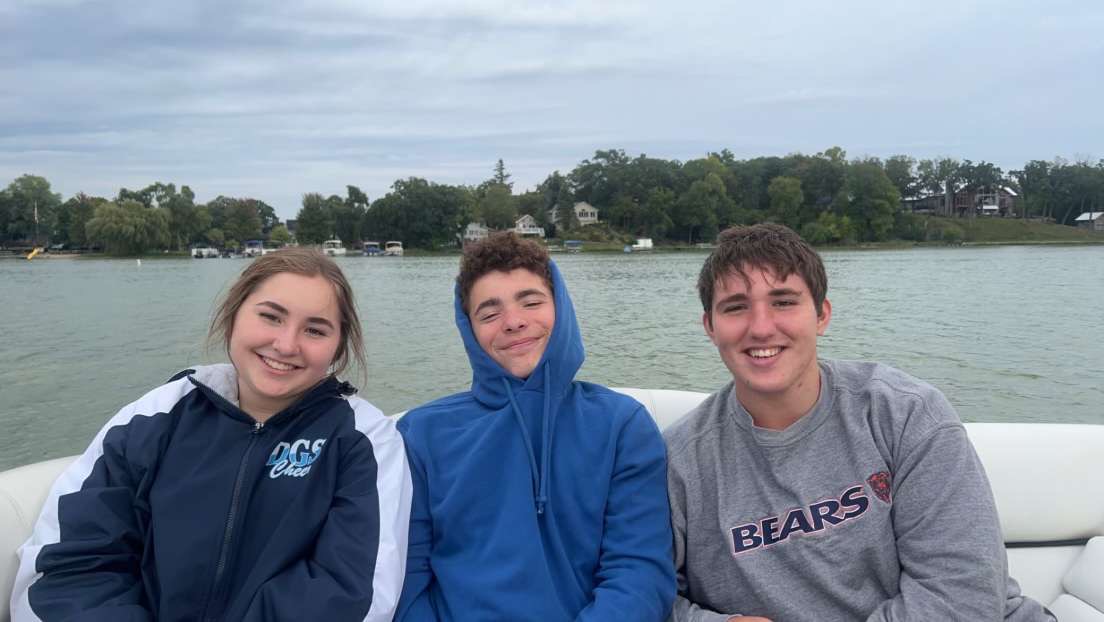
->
[665,223,1054,622]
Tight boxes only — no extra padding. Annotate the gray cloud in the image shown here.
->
[2,0,1102,218]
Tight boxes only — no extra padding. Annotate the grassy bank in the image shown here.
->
[945,217,1103,244]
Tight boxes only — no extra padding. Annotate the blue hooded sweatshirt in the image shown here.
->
[395,261,675,621]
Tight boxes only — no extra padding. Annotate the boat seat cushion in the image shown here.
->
[1052,537,1104,616]
[1049,594,1104,622]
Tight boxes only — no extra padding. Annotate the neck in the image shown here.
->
[238,396,284,424]
[736,364,822,431]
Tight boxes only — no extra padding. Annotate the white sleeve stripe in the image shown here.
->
[347,397,414,622]
[9,379,196,621]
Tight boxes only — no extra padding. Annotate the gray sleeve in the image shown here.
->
[670,596,732,622]
[667,455,734,622]
[865,419,1012,621]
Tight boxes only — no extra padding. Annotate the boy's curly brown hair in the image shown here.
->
[458,232,553,313]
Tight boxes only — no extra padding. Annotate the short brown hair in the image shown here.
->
[209,247,367,382]
[458,232,553,313]
[698,223,828,316]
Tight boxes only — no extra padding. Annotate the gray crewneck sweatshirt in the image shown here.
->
[664,359,1054,622]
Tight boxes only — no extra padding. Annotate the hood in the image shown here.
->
[453,260,584,515]
[455,260,585,408]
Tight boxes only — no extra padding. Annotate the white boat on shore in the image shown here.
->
[322,239,347,257]
[2,389,1102,621]
[383,241,403,257]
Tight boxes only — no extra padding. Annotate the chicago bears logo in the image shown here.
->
[867,471,892,504]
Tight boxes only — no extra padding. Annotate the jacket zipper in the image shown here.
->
[202,420,265,622]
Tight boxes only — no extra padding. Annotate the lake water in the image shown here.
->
[2,245,1102,470]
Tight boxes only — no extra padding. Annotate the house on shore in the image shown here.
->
[548,202,600,228]
[462,222,491,244]
[903,187,1019,217]
[1075,212,1104,231]
[514,214,546,238]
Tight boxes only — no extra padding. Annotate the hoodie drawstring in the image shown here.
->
[503,367,554,515]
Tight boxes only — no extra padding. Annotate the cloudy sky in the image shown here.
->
[3,0,1102,219]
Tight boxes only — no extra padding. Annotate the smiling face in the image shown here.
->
[468,268,556,379]
[704,265,831,425]
[229,272,341,421]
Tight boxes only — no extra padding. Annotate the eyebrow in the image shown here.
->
[471,289,549,316]
[255,301,336,330]
[713,288,804,308]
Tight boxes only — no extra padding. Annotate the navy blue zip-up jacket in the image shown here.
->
[11,365,412,622]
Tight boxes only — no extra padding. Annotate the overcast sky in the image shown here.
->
[3,0,1102,219]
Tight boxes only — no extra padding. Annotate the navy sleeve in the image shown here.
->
[575,406,677,622]
[13,418,155,622]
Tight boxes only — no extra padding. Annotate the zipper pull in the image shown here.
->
[253,421,265,433]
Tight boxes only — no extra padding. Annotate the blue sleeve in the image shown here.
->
[13,420,154,622]
[236,425,413,622]
[394,423,440,621]
[575,406,677,622]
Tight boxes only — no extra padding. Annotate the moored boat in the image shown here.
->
[383,241,403,257]
[322,239,347,257]
[363,241,381,256]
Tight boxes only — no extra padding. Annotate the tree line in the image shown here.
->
[2,150,1102,254]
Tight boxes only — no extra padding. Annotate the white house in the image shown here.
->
[1074,212,1104,232]
[514,214,546,238]
[548,201,600,228]
[462,222,490,244]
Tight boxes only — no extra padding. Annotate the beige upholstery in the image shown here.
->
[1,457,75,621]
[2,390,1102,620]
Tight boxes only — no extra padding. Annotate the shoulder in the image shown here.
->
[104,371,201,436]
[827,359,959,423]
[573,382,650,418]
[335,394,408,467]
[823,360,965,461]
[395,391,481,436]
[662,384,733,460]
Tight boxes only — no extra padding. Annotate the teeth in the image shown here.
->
[748,348,781,358]
[262,356,295,371]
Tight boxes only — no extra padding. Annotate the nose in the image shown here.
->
[272,325,300,355]
[747,304,776,339]
[502,307,528,332]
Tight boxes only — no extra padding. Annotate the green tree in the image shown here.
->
[674,175,728,243]
[364,178,469,248]
[768,176,804,230]
[516,191,546,223]
[2,175,62,243]
[296,193,334,244]
[224,199,263,243]
[840,162,900,241]
[254,200,279,235]
[206,228,225,248]
[57,193,108,247]
[884,155,918,200]
[641,188,675,238]
[478,184,517,230]
[86,200,171,255]
[492,159,513,190]
[269,224,291,246]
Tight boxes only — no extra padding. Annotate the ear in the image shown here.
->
[816,298,832,336]
[702,311,716,344]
